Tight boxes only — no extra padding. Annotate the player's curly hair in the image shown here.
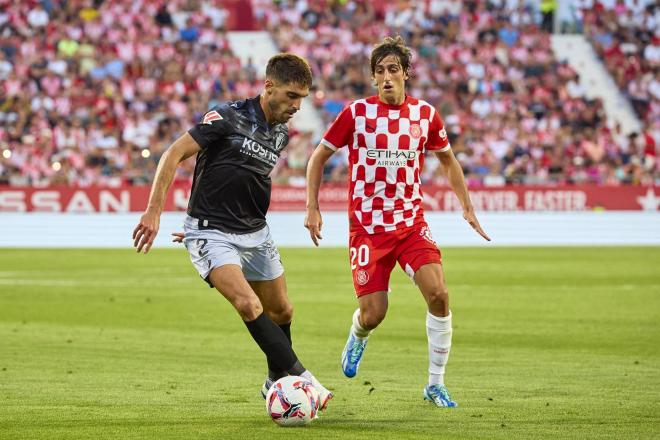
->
[370,36,412,76]
[266,53,313,88]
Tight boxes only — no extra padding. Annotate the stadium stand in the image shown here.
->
[0,0,657,187]
[0,0,256,187]
[580,0,658,178]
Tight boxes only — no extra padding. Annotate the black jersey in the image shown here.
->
[187,96,289,234]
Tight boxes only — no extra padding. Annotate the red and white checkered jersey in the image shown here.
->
[321,95,451,235]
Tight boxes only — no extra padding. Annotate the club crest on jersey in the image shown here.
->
[202,110,223,125]
[439,128,447,140]
[274,131,287,152]
[356,269,369,286]
[409,123,422,139]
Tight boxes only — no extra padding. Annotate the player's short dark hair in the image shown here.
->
[266,53,313,88]
[370,36,412,76]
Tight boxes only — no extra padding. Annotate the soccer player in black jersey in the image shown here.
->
[132,54,333,410]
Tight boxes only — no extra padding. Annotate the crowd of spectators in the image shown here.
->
[260,0,658,186]
[582,0,658,177]
[0,0,254,187]
[0,0,657,187]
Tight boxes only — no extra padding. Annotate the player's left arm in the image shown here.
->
[435,148,491,241]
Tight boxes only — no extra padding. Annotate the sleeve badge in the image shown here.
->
[202,110,223,125]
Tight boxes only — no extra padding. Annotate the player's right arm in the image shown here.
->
[133,132,201,253]
[305,104,354,246]
[305,145,336,246]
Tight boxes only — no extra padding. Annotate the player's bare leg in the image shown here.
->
[209,264,265,321]
[341,291,388,378]
[358,291,389,330]
[415,263,457,407]
[251,275,293,325]
[208,267,305,392]
[250,275,333,410]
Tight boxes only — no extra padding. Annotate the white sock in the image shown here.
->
[300,370,327,392]
[426,310,452,386]
[351,308,371,339]
[300,370,316,384]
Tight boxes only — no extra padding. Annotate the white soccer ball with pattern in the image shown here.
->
[265,375,319,426]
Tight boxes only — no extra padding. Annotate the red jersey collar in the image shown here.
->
[370,95,412,110]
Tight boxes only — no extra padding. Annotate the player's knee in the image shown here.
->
[233,296,263,321]
[361,308,386,330]
[280,303,294,323]
[268,303,294,324]
[427,285,449,308]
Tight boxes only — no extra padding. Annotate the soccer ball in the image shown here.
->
[265,375,319,427]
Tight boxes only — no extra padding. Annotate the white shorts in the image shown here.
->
[183,215,284,285]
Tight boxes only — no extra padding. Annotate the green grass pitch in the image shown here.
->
[1,247,659,439]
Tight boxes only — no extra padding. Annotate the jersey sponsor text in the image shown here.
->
[240,137,279,166]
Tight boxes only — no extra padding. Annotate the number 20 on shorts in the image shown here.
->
[350,244,370,270]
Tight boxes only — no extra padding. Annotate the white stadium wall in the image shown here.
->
[1,185,658,247]
[0,212,658,248]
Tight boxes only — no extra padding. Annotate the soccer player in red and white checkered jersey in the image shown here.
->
[305,36,490,408]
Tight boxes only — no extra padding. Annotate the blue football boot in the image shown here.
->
[341,331,368,378]
[423,384,457,407]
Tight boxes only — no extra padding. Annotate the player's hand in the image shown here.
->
[304,208,323,246]
[463,207,491,241]
[171,232,184,243]
[133,209,161,253]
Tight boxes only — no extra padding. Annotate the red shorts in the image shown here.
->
[348,222,442,297]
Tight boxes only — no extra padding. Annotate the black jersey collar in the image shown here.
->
[249,95,272,128]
